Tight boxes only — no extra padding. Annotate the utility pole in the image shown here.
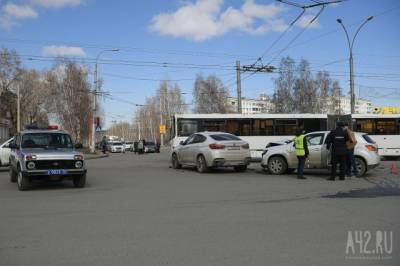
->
[17,85,20,132]
[90,49,119,153]
[159,93,164,147]
[337,16,373,114]
[236,60,242,114]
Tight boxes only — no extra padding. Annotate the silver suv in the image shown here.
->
[9,128,87,190]
[261,131,380,177]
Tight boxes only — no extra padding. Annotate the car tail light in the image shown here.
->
[209,143,225,149]
[241,143,249,149]
[48,125,59,130]
[365,144,377,152]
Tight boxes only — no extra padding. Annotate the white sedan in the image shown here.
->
[0,138,14,167]
[171,132,251,173]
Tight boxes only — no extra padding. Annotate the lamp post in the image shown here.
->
[336,16,373,114]
[91,49,119,153]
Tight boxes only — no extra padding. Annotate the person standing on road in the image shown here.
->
[294,128,309,179]
[101,136,107,154]
[138,139,144,154]
[326,121,349,181]
[344,123,358,177]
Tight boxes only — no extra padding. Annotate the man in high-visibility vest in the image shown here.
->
[294,128,309,179]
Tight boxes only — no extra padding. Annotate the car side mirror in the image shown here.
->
[9,143,18,149]
[179,141,185,145]
[74,143,83,149]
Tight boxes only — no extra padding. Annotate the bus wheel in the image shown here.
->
[268,156,287,175]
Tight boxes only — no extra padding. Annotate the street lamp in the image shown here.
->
[336,16,373,114]
[90,49,119,153]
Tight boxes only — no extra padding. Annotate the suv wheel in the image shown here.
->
[17,170,31,191]
[355,157,367,177]
[268,156,287,175]
[9,167,17,183]
[196,155,209,173]
[171,153,182,169]
[234,165,247,172]
[73,173,86,188]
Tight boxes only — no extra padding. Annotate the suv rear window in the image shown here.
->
[210,134,241,141]
[362,134,376,144]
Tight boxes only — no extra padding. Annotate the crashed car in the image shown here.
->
[261,131,380,177]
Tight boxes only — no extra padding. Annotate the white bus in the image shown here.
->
[171,113,400,159]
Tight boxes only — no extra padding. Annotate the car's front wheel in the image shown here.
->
[73,173,86,188]
[17,170,31,191]
[196,155,209,173]
[268,156,288,175]
[9,167,17,183]
[171,153,182,169]
[355,157,367,177]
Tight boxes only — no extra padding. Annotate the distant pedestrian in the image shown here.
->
[344,123,358,177]
[294,128,309,179]
[138,139,144,154]
[326,121,349,181]
[101,136,107,154]
[133,141,138,154]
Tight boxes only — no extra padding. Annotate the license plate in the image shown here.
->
[228,147,240,150]
[46,169,67,175]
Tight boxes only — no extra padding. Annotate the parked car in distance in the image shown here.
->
[108,142,125,153]
[171,132,251,173]
[0,138,14,166]
[144,141,159,153]
[261,131,380,177]
[124,141,134,152]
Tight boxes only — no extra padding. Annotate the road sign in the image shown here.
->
[159,124,166,134]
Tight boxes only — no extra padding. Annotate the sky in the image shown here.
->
[1,0,399,128]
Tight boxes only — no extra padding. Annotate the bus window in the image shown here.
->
[226,120,239,135]
[253,119,273,136]
[299,119,325,133]
[356,119,374,134]
[375,119,398,135]
[178,119,198,136]
[275,119,297,135]
[202,120,226,132]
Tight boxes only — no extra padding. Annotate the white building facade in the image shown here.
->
[227,94,273,114]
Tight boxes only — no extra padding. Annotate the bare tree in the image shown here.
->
[0,48,21,97]
[45,61,92,144]
[193,74,231,113]
[17,69,49,127]
[272,57,296,113]
[314,71,331,113]
[293,59,316,113]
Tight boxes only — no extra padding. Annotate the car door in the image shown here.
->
[305,133,325,168]
[185,134,207,164]
[0,139,12,165]
[179,135,195,164]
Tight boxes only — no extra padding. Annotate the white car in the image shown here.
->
[261,131,380,176]
[109,142,125,153]
[0,138,13,167]
[171,132,251,173]
[124,141,134,152]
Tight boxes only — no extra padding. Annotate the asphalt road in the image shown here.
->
[0,152,399,266]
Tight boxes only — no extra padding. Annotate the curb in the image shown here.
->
[85,154,109,160]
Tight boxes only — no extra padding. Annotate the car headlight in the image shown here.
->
[74,155,84,160]
[27,161,36,169]
[75,161,83,168]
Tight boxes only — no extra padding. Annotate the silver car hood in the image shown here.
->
[21,149,82,160]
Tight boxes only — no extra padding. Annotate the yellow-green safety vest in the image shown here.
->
[294,135,305,156]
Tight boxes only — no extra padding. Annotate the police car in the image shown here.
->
[9,125,87,191]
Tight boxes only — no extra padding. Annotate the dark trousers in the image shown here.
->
[331,154,346,179]
[346,149,358,176]
[297,156,306,178]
